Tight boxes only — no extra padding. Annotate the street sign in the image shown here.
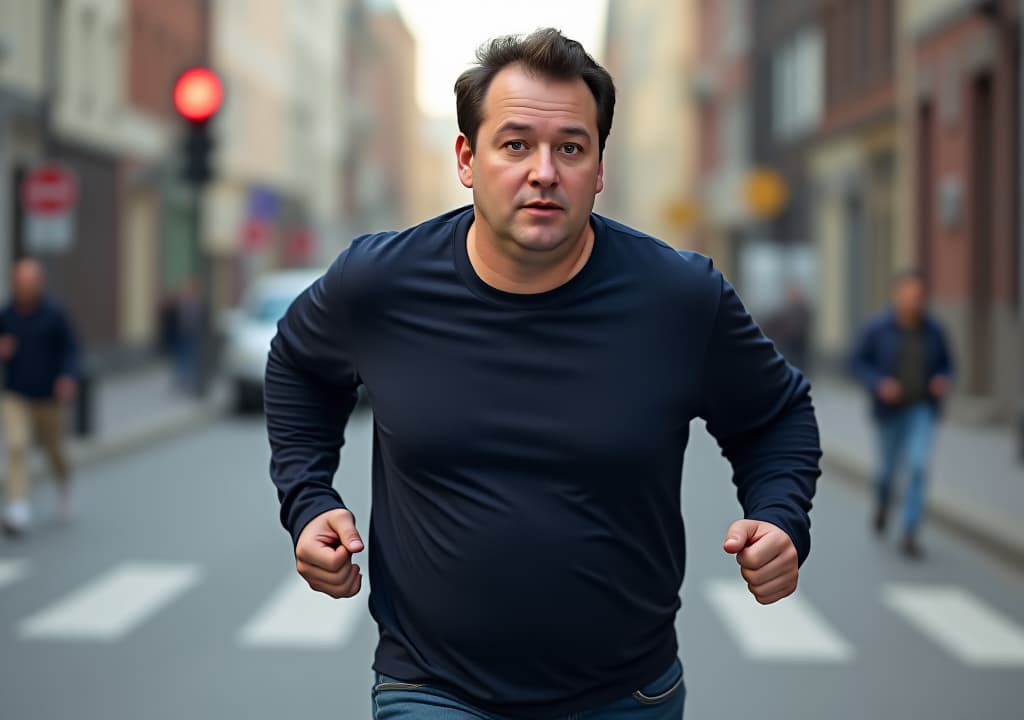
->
[25,215,75,253]
[663,198,702,229]
[241,217,272,252]
[21,163,78,216]
[285,227,314,265]
[21,162,78,254]
[744,168,788,219]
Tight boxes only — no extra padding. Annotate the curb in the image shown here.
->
[821,444,1024,570]
[19,396,230,484]
[73,398,230,468]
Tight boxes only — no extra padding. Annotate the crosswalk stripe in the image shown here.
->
[704,579,853,662]
[0,559,27,589]
[17,562,201,641]
[239,574,367,648]
[882,585,1024,666]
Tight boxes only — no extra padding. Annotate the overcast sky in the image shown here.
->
[393,0,610,117]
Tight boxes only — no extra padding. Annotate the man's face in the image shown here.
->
[456,64,604,256]
[13,261,43,306]
[893,277,925,319]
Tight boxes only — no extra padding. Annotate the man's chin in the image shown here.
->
[511,232,570,253]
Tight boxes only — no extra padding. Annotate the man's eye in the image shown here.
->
[506,141,525,151]
[562,143,580,154]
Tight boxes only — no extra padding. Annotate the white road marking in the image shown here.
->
[883,585,1024,667]
[239,573,368,649]
[18,562,201,641]
[0,558,27,589]
[704,578,853,662]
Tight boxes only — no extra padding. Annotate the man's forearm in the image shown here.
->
[724,394,821,564]
[265,342,357,544]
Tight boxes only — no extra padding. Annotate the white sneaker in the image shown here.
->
[3,499,32,536]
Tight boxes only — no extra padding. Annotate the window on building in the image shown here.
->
[721,96,749,169]
[856,0,870,89]
[773,25,823,141]
[877,0,894,83]
[723,0,748,58]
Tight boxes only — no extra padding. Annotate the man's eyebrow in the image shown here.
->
[495,121,535,135]
[556,126,592,140]
[494,121,592,141]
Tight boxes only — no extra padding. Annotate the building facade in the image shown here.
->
[905,0,1021,421]
[600,0,699,249]
[692,0,753,282]
[809,0,900,363]
[744,0,824,318]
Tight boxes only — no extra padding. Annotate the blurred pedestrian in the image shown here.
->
[157,288,180,360]
[265,28,821,719]
[0,259,80,536]
[173,277,204,395]
[849,270,954,558]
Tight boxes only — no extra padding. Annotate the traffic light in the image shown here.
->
[173,67,224,186]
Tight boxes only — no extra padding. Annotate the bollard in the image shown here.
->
[74,366,94,437]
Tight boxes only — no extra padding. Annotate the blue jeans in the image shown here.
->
[875,402,936,533]
[371,658,685,719]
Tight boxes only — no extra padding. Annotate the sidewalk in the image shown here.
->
[0,361,230,485]
[812,375,1024,564]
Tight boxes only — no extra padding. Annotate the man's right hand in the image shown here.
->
[295,508,364,599]
[877,377,903,405]
[0,334,16,360]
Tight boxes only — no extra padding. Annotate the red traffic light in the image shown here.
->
[174,67,223,122]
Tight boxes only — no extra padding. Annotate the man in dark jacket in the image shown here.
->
[0,259,79,535]
[849,270,954,558]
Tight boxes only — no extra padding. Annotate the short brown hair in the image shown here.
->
[454,28,616,157]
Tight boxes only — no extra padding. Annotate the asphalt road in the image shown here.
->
[1,408,1022,719]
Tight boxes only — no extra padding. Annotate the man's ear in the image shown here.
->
[595,158,604,194]
[456,133,474,189]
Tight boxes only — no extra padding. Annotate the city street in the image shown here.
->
[1,408,1022,719]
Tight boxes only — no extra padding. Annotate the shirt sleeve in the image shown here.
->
[848,322,885,391]
[698,269,822,565]
[264,249,362,547]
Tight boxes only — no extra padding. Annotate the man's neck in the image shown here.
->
[14,297,41,314]
[896,310,922,329]
[466,220,594,295]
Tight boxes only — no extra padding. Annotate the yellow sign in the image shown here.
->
[663,198,702,229]
[744,168,788,219]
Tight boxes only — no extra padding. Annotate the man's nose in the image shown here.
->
[528,148,558,187]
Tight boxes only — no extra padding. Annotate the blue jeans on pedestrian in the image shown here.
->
[371,657,685,719]
[875,402,936,533]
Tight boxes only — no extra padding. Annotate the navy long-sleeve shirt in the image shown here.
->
[265,206,821,719]
[0,298,79,400]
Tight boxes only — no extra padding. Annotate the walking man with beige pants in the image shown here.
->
[0,259,79,536]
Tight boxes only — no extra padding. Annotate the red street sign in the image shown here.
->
[21,163,78,216]
[286,227,314,264]
[241,218,272,252]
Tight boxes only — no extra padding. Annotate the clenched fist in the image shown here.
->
[723,519,799,605]
[295,508,364,599]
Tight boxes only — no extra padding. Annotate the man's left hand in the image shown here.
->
[929,375,950,398]
[723,520,799,605]
[54,376,78,403]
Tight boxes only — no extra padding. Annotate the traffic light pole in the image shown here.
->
[174,67,223,399]
[190,185,215,398]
